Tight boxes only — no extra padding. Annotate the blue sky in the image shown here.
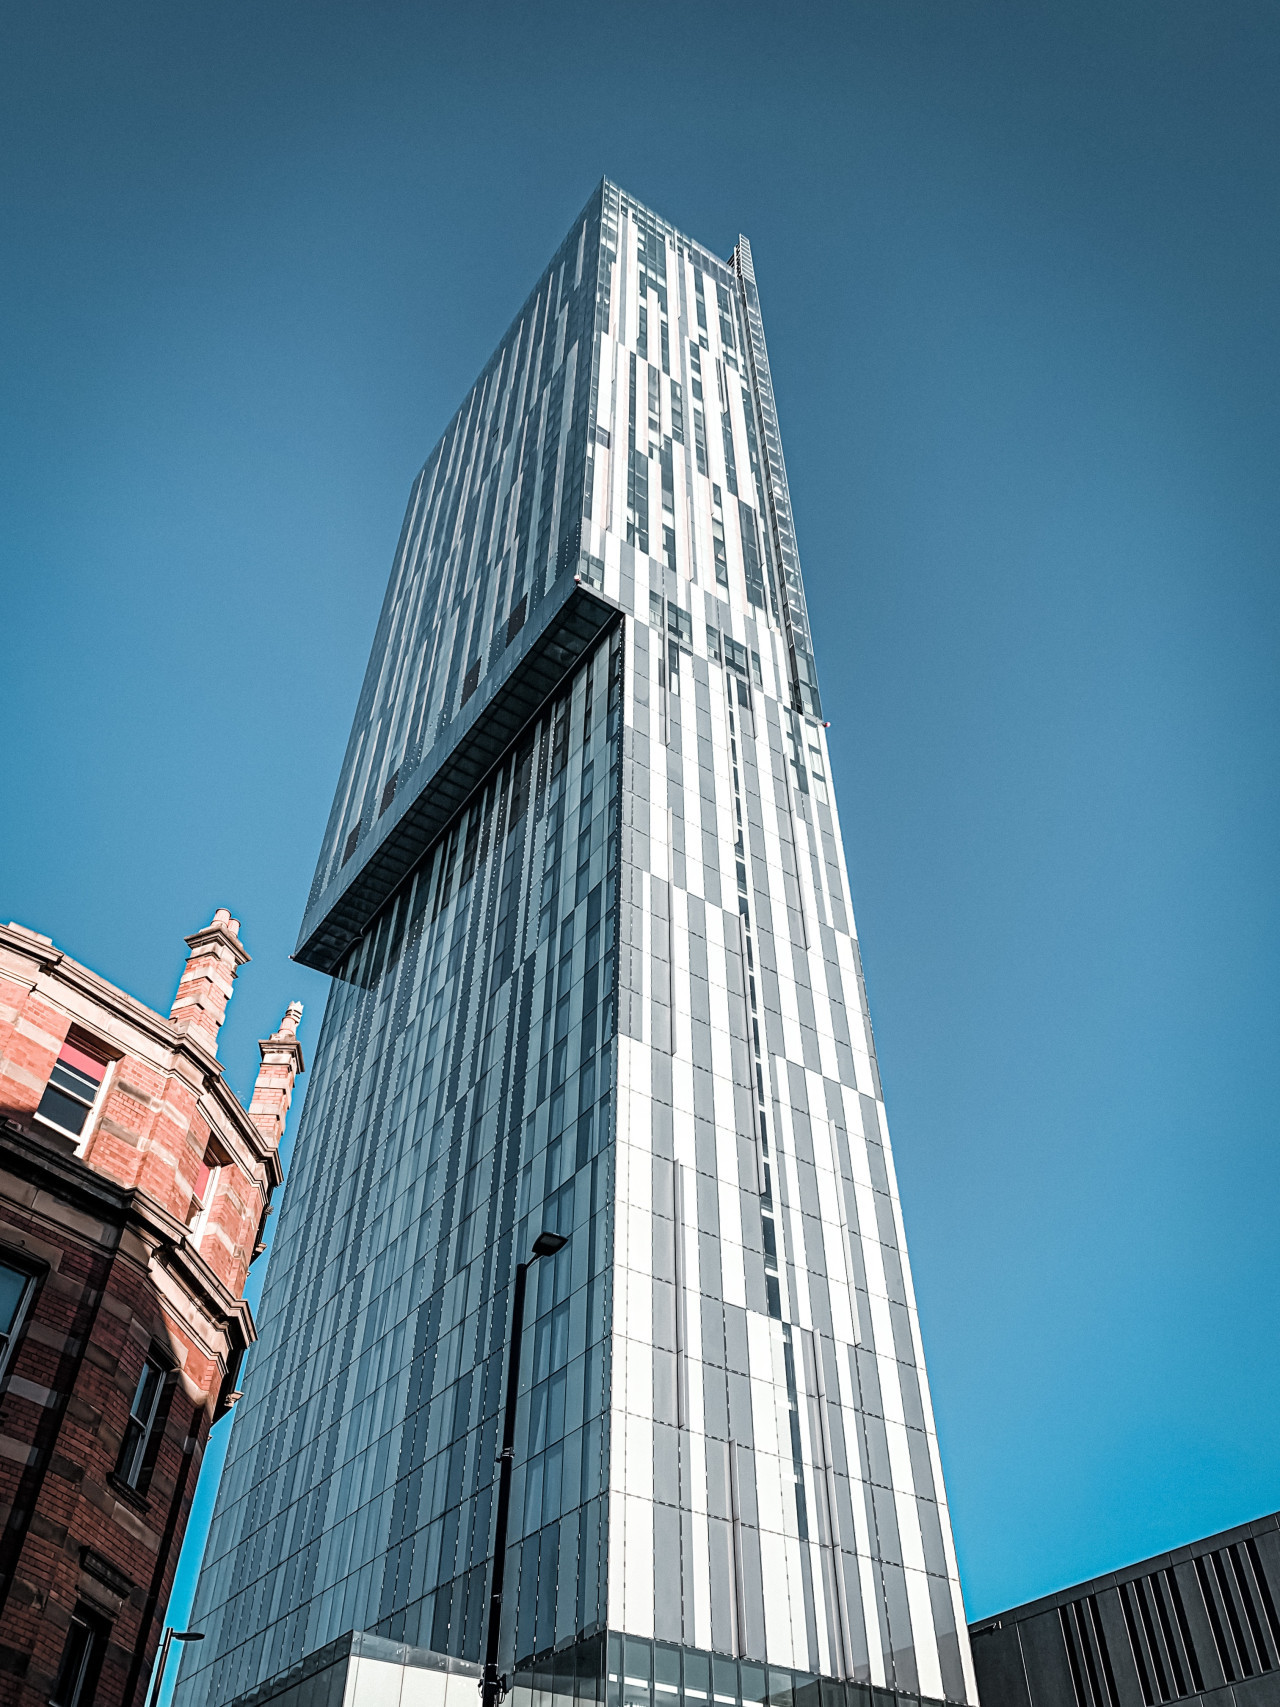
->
[2,0,1277,1670]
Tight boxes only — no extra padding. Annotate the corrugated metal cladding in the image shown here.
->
[180,182,977,1707]
[970,1511,1280,1707]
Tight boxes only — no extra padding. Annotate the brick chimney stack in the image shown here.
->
[248,1000,305,1151]
[169,907,250,1054]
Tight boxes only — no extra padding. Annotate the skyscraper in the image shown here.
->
[179,182,978,1707]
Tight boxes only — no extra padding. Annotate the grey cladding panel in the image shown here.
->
[968,1625,1033,1707]
[1017,1611,1083,1707]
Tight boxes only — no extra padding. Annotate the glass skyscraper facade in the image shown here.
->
[178,182,978,1707]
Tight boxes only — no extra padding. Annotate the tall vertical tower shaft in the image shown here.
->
[180,182,977,1707]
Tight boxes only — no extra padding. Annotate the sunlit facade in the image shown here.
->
[178,181,977,1707]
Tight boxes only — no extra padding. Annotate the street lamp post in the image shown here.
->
[481,1229,568,1707]
[145,1627,204,1707]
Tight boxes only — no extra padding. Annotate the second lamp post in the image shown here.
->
[481,1228,568,1707]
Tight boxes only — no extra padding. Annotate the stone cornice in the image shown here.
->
[0,1113,133,1223]
[0,1117,256,1349]
[152,1223,257,1354]
[258,1033,306,1075]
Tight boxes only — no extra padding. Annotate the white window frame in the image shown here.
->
[187,1159,222,1238]
[33,1042,115,1153]
[116,1354,168,1491]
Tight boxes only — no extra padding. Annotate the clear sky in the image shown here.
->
[2,0,1278,1671]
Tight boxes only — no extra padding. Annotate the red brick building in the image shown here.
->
[0,911,304,1707]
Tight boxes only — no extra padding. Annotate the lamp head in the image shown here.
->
[174,1632,205,1642]
[531,1231,567,1259]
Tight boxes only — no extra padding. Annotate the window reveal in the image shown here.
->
[712,486,729,588]
[627,353,649,553]
[660,441,675,516]
[669,379,685,445]
[721,408,739,497]
[627,449,649,555]
[739,499,765,609]
[51,1606,109,1707]
[808,742,829,805]
[187,1141,229,1230]
[716,279,737,351]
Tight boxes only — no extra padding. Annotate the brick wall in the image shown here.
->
[0,916,302,1707]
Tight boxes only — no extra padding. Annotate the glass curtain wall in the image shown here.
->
[179,182,977,1707]
[187,632,623,1707]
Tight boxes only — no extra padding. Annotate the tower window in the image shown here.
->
[36,1036,110,1140]
[663,527,677,576]
[808,744,829,804]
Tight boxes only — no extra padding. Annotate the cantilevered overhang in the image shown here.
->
[295,580,621,975]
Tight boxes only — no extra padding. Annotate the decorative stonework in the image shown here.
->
[0,914,304,1707]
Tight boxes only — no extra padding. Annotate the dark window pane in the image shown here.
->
[52,1610,106,1707]
[36,1084,89,1136]
[118,1356,167,1488]
[49,1061,99,1102]
[0,1264,28,1336]
[131,1359,164,1426]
